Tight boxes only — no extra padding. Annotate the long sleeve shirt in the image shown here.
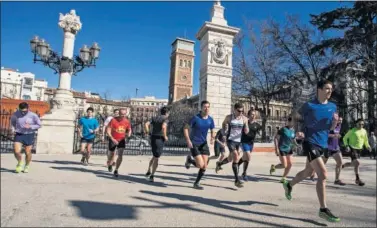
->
[10,110,42,134]
[343,128,370,150]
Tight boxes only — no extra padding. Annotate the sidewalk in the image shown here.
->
[1,153,376,227]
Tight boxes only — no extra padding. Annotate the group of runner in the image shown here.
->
[9,79,377,223]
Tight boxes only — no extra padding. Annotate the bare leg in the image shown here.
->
[151,157,159,175]
[275,156,287,170]
[310,157,328,209]
[14,142,23,164]
[80,143,87,162]
[147,157,154,173]
[290,159,314,187]
[86,143,93,163]
[115,149,124,171]
[24,145,33,166]
[332,152,343,180]
[283,155,293,178]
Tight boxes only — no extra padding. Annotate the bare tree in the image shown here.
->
[233,21,288,140]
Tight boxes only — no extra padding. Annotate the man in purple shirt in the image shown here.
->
[10,102,42,173]
[323,117,345,185]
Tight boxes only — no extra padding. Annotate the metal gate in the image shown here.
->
[73,113,191,156]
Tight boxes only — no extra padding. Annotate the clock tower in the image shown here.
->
[168,38,195,104]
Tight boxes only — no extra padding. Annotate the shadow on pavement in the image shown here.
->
[69,200,138,220]
[0,167,15,173]
[129,172,238,191]
[50,166,187,188]
[138,190,327,227]
[34,160,104,167]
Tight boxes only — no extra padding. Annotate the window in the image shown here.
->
[22,95,31,100]
[152,103,155,106]
[24,78,33,85]
[37,97,41,101]
[184,60,187,67]
[283,111,287,117]
[268,109,271,116]
[276,110,280,118]
[267,126,272,136]
[180,59,183,67]
[188,61,191,68]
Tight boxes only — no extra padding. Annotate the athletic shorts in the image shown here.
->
[227,140,241,152]
[303,141,328,162]
[81,138,95,144]
[350,147,362,161]
[109,138,126,152]
[14,133,35,146]
[151,135,165,158]
[242,142,254,152]
[324,149,340,159]
[279,149,293,156]
[214,142,225,156]
[191,143,210,157]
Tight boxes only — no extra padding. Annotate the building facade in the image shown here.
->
[129,96,168,122]
[1,67,48,101]
[168,38,195,104]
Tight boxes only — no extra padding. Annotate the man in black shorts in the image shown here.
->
[106,108,132,177]
[183,100,215,190]
[144,107,169,182]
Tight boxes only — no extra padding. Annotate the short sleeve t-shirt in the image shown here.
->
[104,116,113,127]
[278,126,296,152]
[215,130,226,143]
[109,118,132,141]
[328,125,341,151]
[189,113,215,145]
[150,115,168,136]
[299,99,337,148]
[241,121,262,143]
[79,117,99,140]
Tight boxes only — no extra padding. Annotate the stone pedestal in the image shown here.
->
[36,90,76,154]
[196,1,240,155]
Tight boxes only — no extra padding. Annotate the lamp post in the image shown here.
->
[34,9,100,154]
[30,9,100,111]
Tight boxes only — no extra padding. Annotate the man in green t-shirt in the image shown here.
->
[342,118,371,186]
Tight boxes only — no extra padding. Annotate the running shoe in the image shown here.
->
[334,179,346,186]
[280,177,287,183]
[270,165,275,175]
[149,175,154,182]
[355,179,365,186]
[215,161,221,174]
[242,173,249,182]
[185,156,191,169]
[114,170,119,178]
[15,163,24,173]
[319,208,340,222]
[193,182,204,190]
[283,181,292,200]
[23,165,30,173]
[235,180,244,188]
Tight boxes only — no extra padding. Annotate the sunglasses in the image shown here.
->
[237,109,244,113]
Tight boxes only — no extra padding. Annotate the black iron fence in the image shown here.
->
[0,109,39,154]
[73,113,191,156]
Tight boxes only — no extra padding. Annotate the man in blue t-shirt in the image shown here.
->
[183,100,215,190]
[282,80,340,223]
[78,107,99,165]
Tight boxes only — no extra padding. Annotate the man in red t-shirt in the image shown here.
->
[106,108,132,177]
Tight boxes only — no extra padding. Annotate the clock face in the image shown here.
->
[181,75,188,81]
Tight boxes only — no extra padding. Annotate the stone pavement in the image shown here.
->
[1,153,376,227]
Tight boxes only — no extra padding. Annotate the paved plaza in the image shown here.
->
[1,153,376,227]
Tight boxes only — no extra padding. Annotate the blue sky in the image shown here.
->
[1,1,349,100]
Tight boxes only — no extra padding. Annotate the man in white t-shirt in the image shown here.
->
[102,109,120,170]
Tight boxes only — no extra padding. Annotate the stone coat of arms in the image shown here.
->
[210,40,230,66]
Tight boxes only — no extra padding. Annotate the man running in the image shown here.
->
[144,106,169,182]
[183,100,215,190]
[322,116,346,185]
[239,109,261,181]
[282,79,340,222]
[342,118,371,186]
[270,116,301,183]
[106,108,132,177]
[10,102,41,173]
[215,103,249,188]
[102,109,119,169]
[77,107,99,165]
[214,129,226,170]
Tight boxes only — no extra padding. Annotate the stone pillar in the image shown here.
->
[36,10,82,154]
[196,1,240,155]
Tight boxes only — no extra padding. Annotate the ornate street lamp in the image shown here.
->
[30,29,100,75]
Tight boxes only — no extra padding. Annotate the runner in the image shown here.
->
[144,107,169,182]
[239,109,262,181]
[342,118,371,186]
[183,100,215,190]
[270,116,302,183]
[77,107,99,165]
[102,109,119,170]
[10,102,41,173]
[368,132,376,159]
[214,129,226,171]
[322,116,346,185]
[215,103,249,188]
[106,108,132,177]
[281,79,340,222]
